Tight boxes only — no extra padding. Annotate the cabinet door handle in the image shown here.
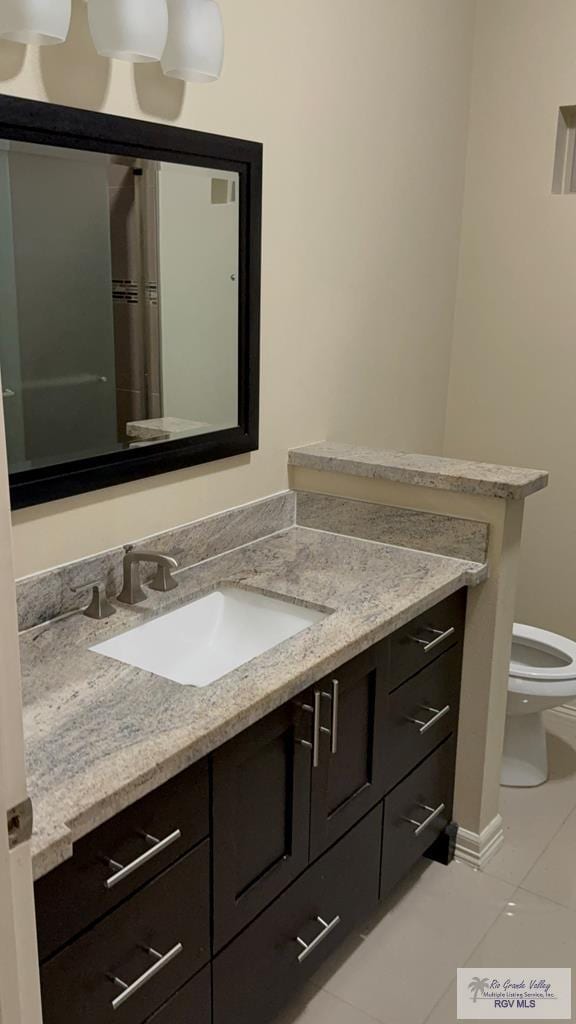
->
[321,679,340,754]
[109,942,183,1009]
[404,802,445,836]
[312,689,322,767]
[409,626,455,653]
[295,915,341,963]
[296,692,322,766]
[407,704,450,734]
[104,829,182,889]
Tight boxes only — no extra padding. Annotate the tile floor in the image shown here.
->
[273,710,576,1024]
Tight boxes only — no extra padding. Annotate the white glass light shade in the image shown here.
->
[162,0,224,83]
[0,0,71,45]
[87,0,168,63]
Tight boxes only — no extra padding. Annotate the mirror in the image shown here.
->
[0,97,262,508]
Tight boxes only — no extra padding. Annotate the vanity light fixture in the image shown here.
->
[87,0,169,63]
[162,0,224,83]
[0,0,71,45]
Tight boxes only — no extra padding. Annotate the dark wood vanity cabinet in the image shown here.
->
[35,588,467,1024]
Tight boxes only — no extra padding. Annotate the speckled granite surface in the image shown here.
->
[289,442,549,500]
[16,491,295,632]
[296,492,489,562]
[23,525,486,880]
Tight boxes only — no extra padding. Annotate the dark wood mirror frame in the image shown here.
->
[0,96,262,510]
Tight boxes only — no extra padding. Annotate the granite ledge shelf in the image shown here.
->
[288,441,549,501]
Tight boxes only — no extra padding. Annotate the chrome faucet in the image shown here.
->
[118,548,179,605]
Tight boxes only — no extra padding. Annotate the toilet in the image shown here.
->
[502,623,576,787]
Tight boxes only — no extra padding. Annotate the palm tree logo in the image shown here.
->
[468,977,490,1002]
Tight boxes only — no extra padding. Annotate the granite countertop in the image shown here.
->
[289,441,549,500]
[22,526,487,880]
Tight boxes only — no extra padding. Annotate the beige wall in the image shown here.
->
[3,0,476,577]
[444,0,576,640]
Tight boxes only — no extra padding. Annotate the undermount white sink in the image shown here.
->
[90,587,327,687]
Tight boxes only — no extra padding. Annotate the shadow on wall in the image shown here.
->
[0,0,185,121]
[39,0,110,109]
[133,63,185,121]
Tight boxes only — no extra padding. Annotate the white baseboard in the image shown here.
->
[455,814,504,870]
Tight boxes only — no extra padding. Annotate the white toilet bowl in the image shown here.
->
[502,623,576,787]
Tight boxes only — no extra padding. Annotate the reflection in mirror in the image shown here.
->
[0,140,240,474]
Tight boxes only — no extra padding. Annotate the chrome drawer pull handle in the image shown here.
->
[404,802,446,836]
[407,704,451,734]
[321,679,340,755]
[109,942,183,1010]
[105,829,182,889]
[409,626,455,653]
[295,915,341,963]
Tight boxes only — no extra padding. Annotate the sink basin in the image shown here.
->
[90,587,327,687]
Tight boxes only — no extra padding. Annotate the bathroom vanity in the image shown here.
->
[0,89,551,1024]
[34,588,466,1024]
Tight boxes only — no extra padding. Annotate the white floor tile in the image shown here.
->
[315,859,514,1024]
[426,888,576,1024]
[423,981,458,1024]
[272,985,383,1024]
[482,712,576,886]
[522,804,576,911]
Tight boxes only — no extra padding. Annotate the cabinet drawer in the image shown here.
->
[145,966,211,1024]
[35,758,209,961]
[383,645,463,791]
[213,805,382,1024]
[381,736,456,897]
[388,588,466,690]
[40,841,210,1024]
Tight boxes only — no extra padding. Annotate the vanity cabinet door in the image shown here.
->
[212,701,312,952]
[309,645,388,860]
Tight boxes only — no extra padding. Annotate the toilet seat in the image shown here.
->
[503,624,576,787]
[509,623,576,696]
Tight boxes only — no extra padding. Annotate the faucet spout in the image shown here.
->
[117,549,179,605]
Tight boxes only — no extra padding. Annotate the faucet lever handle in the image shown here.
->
[85,584,116,621]
[148,563,178,593]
